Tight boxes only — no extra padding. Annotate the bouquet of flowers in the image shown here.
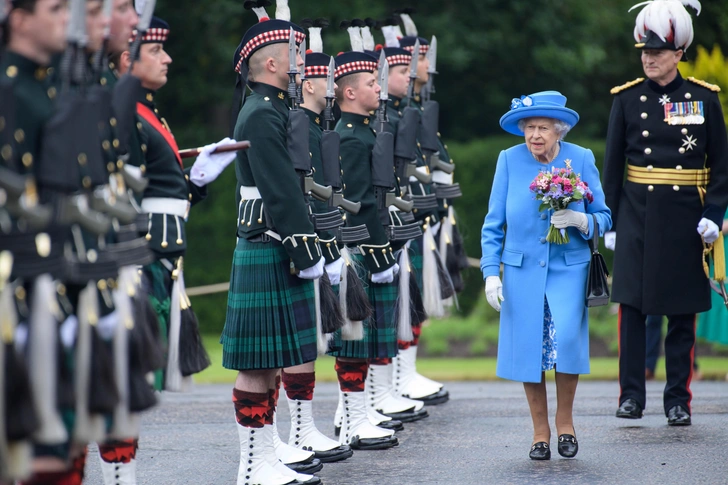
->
[529,160,593,244]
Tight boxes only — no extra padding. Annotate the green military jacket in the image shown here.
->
[136,88,206,258]
[233,82,319,271]
[304,107,342,265]
[336,111,395,273]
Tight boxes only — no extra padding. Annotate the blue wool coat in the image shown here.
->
[480,142,612,383]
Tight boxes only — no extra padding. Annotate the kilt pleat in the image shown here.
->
[221,238,317,370]
[329,254,398,359]
[142,260,172,390]
[409,237,424,290]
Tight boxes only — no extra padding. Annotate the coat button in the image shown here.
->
[679,147,686,154]
[540,213,547,220]
[642,130,649,137]
[644,147,652,155]
[685,92,692,99]
[673,185,680,191]
[641,112,648,119]
[647,185,654,192]
[681,128,688,135]
[539,261,545,267]
[646,165,653,171]
[640,95,647,102]
[540,237,546,244]
[676,165,683,170]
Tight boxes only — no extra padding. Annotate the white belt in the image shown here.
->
[240,186,262,200]
[141,197,189,219]
[432,171,453,185]
[238,186,280,241]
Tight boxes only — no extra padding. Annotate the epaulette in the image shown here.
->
[687,77,721,92]
[610,78,645,95]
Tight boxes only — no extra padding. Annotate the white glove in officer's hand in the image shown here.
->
[698,218,720,244]
[485,276,504,312]
[190,137,238,187]
[325,258,344,285]
[551,209,589,233]
[297,257,325,280]
[371,264,397,284]
[604,231,616,251]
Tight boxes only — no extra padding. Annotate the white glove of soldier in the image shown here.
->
[485,276,504,312]
[371,263,399,284]
[604,231,616,251]
[698,218,720,244]
[325,258,344,285]
[190,137,238,187]
[551,209,589,234]
[297,257,325,280]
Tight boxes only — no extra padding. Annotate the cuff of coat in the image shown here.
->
[283,233,322,271]
[358,243,396,273]
[702,204,725,228]
[481,262,500,280]
[319,236,342,264]
[184,167,208,206]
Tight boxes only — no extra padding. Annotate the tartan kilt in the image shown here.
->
[141,259,172,391]
[221,238,318,370]
[329,254,398,359]
[408,237,427,328]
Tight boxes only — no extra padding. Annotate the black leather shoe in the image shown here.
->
[557,434,578,458]
[616,398,643,419]
[529,442,551,460]
[667,405,691,426]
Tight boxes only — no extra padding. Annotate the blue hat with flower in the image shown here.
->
[499,91,579,136]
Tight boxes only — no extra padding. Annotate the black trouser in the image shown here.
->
[618,304,696,415]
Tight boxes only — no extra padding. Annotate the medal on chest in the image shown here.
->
[664,101,705,125]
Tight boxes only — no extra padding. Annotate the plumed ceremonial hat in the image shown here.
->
[499,91,580,136]
[630,0,701,59]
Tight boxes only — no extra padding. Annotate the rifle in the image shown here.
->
[286,29,333,204]
[318,57,369,244]
[372,52,420,241]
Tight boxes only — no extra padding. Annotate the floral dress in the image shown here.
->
[542,297,557,371]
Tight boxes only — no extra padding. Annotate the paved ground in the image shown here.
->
[84,381,728,485]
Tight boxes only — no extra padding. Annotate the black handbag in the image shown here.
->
[586,214,610,307]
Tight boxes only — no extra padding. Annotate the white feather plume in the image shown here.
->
[251,5,269,21]
[347,26,364,52]
[393,24,404,39]
[361,26,375,52]
[382,26,401,48]
[308,27,323,53]
[275,0,290,21]
[400,13,418,37]
[630,0,700,50]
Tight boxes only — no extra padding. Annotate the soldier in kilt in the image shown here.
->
[113,14,238,483]
[327,44,401,451]
[275,20,354,465]
[222,3,326,484]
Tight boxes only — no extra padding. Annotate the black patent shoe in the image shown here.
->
[616,398,644,419]
[667,405,691,426]
[557,433,578,458]
[529,441,551,460]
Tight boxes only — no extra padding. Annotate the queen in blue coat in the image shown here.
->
[480,91,612,460]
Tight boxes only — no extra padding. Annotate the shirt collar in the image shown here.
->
[249,82,288,103]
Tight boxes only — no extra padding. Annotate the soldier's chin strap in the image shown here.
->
[229,64,250,138]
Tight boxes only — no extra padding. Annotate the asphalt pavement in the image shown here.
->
[83,380,728,485]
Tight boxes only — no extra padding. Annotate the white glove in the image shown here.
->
[189,137,238,187]
[325,258,344,285]
[604,231,616,251]
[698,218,720,244]
[297,257,325,280]
[371,265,396,284]
[485,276,504,312]
[551,209,589,233]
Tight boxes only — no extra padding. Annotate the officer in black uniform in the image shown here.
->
[603,0,728,426]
